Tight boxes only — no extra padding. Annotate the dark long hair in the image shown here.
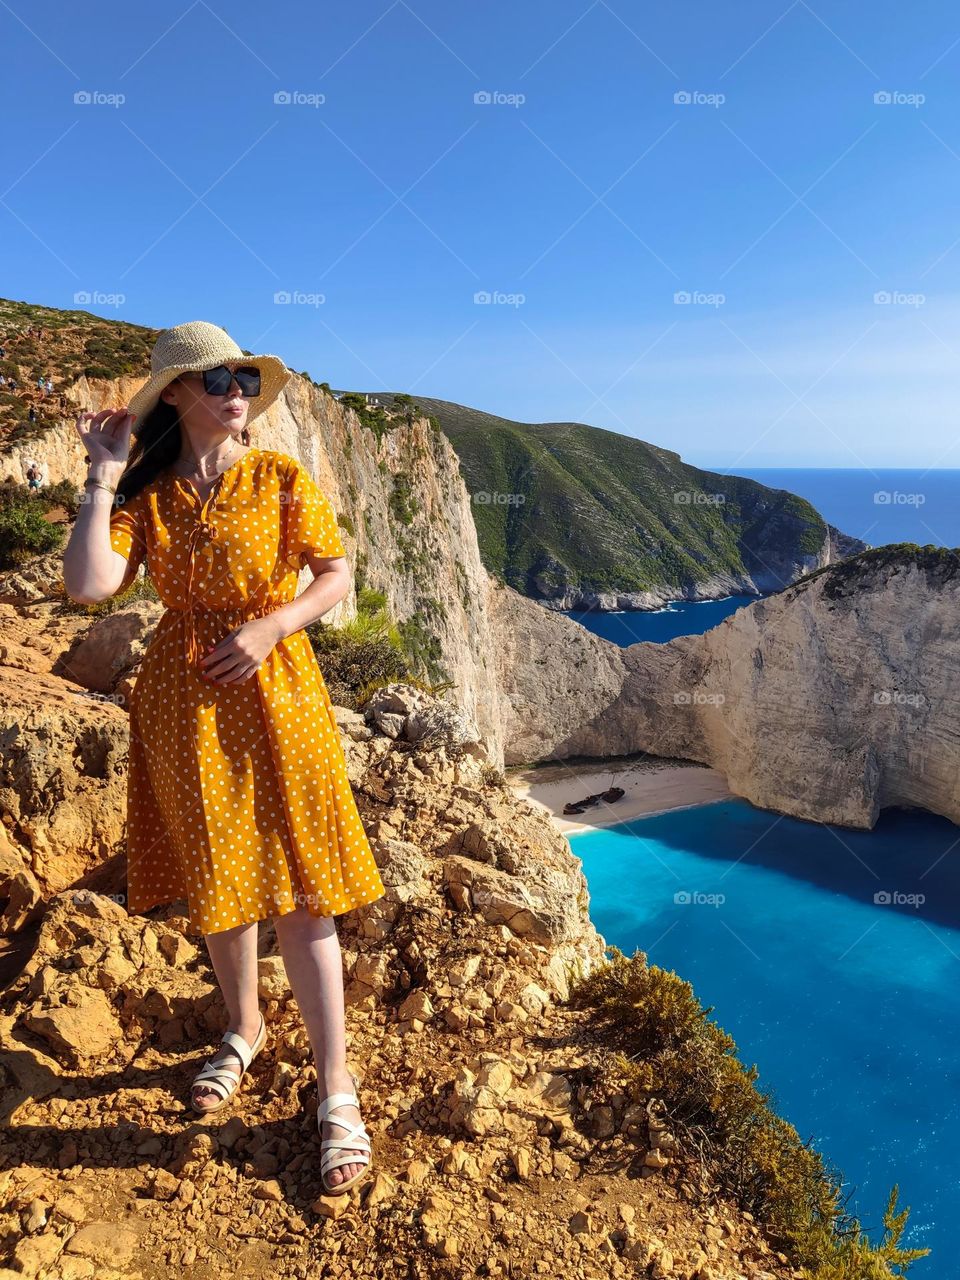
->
[114,391,251,507]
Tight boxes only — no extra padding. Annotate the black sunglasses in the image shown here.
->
[185,364,261,397]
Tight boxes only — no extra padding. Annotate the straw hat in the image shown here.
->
[127,320,291,425]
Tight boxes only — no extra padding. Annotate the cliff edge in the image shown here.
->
[491,545,960,830]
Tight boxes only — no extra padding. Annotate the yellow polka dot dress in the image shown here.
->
[107,447,386,935]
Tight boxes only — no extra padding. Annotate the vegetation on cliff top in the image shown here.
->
[790,542,960,599]
[574,948,929,1278]
[0,299,159,450]
[0,297,157,380]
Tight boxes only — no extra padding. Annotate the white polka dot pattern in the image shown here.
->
[108,447,386,934]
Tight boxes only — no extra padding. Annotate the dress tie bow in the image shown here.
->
[184,519,221,664]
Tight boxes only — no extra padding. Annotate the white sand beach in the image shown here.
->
[506,758,732,836]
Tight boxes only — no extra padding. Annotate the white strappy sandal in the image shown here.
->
[317,1069,373,1194]
[191,1011,267,1113]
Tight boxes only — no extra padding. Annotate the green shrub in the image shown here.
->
[70,571,159,617]
[572,948,929,1277]
[42,478,83,517]
[0,484,65,568]
[339,393,394,440]
[339,392,368,414]
[0,390,29,421]
[395,612,449,687]
[391,393,420,425]
[307,595,413,707]
[388,472,418,525]
[357,585,387,613]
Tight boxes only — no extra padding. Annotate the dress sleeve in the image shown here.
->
[108,487,148,592]
[283,459,346,568]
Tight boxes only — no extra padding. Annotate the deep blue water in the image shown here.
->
[571,799,960,1270]
[565,595,756,645]
[733,467,960,551]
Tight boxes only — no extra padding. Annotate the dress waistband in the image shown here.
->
[163,600,280,665]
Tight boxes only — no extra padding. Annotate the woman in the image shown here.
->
[62,320,385,1195]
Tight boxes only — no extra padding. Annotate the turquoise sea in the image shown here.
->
[570,800,960,1269]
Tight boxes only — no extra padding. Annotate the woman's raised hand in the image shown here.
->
[75,407,137,471]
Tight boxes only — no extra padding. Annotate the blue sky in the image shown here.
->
[3,1,960,466]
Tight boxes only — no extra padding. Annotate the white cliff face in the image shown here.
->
[490,549,960,831]
[10,372,508,767]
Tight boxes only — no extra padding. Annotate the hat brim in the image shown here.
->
[127,354,291,426]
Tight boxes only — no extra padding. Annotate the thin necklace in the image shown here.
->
[176,438,243,481]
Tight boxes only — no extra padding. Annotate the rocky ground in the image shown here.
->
[0,559,798,1280]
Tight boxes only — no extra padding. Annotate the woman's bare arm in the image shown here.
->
[265,556,352,641]
[62,408,138,604]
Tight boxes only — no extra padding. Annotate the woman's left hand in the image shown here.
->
[199,617,283,684]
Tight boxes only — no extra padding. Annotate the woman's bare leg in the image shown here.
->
[192,918,262,1110]
[273,904,366,1186]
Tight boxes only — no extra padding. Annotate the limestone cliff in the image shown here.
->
[491,545,960,830]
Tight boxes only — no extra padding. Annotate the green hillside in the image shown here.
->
[363,394,851,601]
